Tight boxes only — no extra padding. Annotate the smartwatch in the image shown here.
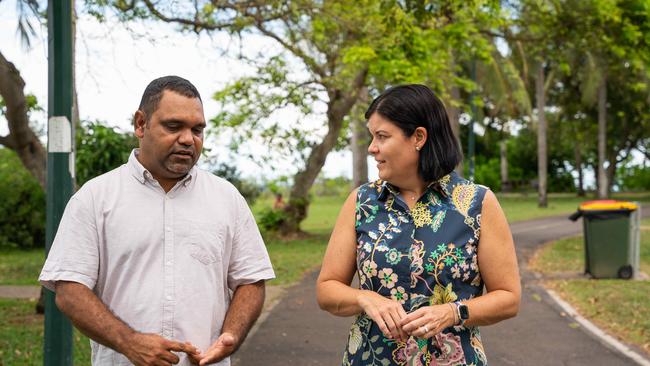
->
[454,301,470,326]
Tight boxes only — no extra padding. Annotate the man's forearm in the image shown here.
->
[55,281,134,354]
[221,281,266,348]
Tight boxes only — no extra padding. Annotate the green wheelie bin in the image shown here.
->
[569,200,641,279]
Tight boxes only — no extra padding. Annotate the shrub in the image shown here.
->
[256,207,287,232]
[0,149,45,249]
[473,157,501,191]
[76,121,138,186]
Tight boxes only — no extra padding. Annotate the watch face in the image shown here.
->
[459,304,470,320]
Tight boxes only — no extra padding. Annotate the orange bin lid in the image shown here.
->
[579,200,638,211]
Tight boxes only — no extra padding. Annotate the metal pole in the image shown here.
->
[467,60,477,181]
[45,0,74,365]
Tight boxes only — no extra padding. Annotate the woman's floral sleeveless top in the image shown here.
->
[343,172,489,366]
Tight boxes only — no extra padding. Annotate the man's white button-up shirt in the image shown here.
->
[40,150,275,365]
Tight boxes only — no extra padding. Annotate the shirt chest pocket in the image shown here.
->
[178,220,225,266]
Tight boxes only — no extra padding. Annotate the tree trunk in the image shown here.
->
[574,143,585,197]
[281,71,368,234]
[500,140,510,193]
[536,63,547,208]
[447,84,464,176]
[351,87,369,188]
[597,75,608,199]
[605,153,617,196]
[0,51,47,189]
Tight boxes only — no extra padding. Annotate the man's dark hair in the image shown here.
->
[137,75,202,125]
[365,84,462,182]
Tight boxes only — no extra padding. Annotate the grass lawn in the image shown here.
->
[497,192,650,223]
[529,218,650,354]
[0,249,44,286]
[0,298,91,365]
[265,235,328,286]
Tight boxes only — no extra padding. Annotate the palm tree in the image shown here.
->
[475,47,531,192]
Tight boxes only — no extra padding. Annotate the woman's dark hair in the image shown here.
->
[365,84,462,182]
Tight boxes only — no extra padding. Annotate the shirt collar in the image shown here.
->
[128,149,196,187]
[376,174,450,202]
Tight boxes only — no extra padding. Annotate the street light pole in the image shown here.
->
[45,0,74,364]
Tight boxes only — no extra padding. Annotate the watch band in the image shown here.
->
[454,301,469,326]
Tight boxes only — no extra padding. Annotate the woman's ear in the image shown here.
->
[414,126,428,146]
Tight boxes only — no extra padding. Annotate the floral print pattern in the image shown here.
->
[343,172,488,365]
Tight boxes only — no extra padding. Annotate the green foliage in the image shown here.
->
[311,175,352,196]
[205,0,505,171]
[473,157,501,191]
[75,121,137,186]
[211,162,262,205]
[619,164,650,191]
[257,207,288,233]
[86,0,650,206]
[0,149,45,249]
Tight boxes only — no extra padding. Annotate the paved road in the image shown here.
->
[234,213,648,365]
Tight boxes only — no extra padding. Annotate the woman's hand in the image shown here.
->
[400,304,456,339]
[357,290,408,342]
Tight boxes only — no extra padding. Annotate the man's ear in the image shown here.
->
[134,110,146,138]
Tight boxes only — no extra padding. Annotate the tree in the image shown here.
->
[476,47,531,191]
[104,0,500,234]
[562,0,650,196]
[0,52,47,189]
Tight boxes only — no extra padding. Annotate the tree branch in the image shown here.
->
[141,0,237,31]
[252,21,326,79]
[0,134,15,149]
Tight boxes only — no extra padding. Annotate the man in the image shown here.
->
[39,76,275,365]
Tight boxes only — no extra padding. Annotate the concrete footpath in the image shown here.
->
[233,213,650,366]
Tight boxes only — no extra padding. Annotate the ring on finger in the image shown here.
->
[423,325,429,333]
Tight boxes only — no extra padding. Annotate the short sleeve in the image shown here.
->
[39,188,100,292]
[227,193,275,290]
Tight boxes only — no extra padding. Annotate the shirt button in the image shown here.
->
[166,261,172,266]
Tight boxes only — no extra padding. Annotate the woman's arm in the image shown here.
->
[316,189,408,341]
[464,190,521,326]
[316,189,360,315]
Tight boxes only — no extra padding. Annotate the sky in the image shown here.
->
[0,0,379,182]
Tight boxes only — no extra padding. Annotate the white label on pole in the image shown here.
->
[69,151,76,179]
[48,116,72,153]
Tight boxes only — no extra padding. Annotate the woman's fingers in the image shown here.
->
[382,310,400,339]
[390,308,408,341]
[366,308,391,336]
[401,309,427,334]
[401,305,452,339]
[359,292,408,340]
[400,307,425,331]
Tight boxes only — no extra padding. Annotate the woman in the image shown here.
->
[316,84,520,365]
